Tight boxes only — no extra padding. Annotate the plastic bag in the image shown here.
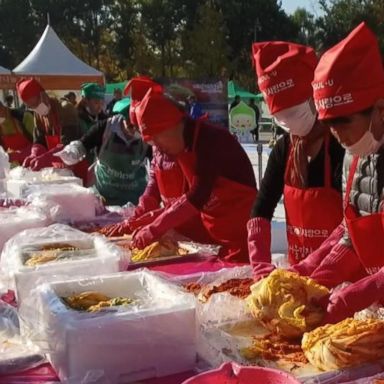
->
[54,141,86,166]
[182,362,300,384]
[0,224,128,309]
[0,206,50,253]
[172,266,255,371]
[6,167,82,199]
[7,166,74,181]
[0,301,45,375]
[19,270,196,383]
[0,147,9,179]
[190,266,253,326]
[27,184,99,222]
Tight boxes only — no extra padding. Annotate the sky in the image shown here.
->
[281,0,324,16]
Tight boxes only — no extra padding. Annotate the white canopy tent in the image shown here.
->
[13,24,104,89]
[0,65,10,75]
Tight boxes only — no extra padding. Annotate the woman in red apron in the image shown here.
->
[29,102,89,182]
[16,78,88,182]
[100,143,212,242]
[283,133,343,264]
[131,90,257,262]
[248,41,344,279]
[296,22,384,324]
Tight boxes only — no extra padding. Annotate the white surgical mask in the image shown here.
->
[274,99,317,137]
[0,117,5,124]
[33,102,50,116]
[344,118,384,156]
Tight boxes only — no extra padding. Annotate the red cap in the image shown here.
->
[124,76,163,125]
[252,41,318,114]
[313,22,384,120]
[136,89,185,141]
[16,78,44,103]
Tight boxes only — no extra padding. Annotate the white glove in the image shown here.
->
[54,141,86,165]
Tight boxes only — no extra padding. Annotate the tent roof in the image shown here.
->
[13,25,103,77]
[106,81,128,94]
[0,65,11,75]
[227,80,263,101]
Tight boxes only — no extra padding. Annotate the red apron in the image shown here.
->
[176,122,257,262]
[0,115,32,164]
[0,115,32,151]
[154,153,213,243]
[154,159,185,207]
[43,106,89,183]
[344,157,384,275]
[284,134,343,264]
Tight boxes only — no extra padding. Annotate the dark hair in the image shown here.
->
[64,92,76,99]
[5,95,13,102]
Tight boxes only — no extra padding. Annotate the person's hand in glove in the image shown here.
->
[30,144,64,171]
[54,141,86,166]
[98,208,165,237]
[132,195,199,249]
[133,195,160,219]
[129,208,165,231]
[247,217,275,281]
[98,220,129,237]
[322,269,384,325]
[22,144,47,168]
[309,242,366,289]
[288,223,345,278]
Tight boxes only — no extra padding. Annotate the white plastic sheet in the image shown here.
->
[0,146,9,180]
[0,206,50,252]
[0,301,45,375]
[21,270,196,384]
[186,266,253,326]
[27,184,99,222]
[6,167,81,198]
[1,224,128,309]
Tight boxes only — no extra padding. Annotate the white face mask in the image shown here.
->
[344,118,384,156]
[0,117,5,124]
[33,102,50,116]
[274,99,317,137]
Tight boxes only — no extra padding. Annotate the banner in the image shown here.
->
[158,78,228,128]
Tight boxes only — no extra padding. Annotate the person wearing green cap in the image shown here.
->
[55,97,151,206]
[78,83,108,135]
[76,83,108,173]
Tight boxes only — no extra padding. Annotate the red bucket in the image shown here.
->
[182,362,300,384]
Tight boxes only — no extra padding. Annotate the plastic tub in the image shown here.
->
[182,362,300,384]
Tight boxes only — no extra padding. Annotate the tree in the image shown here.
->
[291,7,318,48]
[139,0,187,77]
[0,0,39,67]
[316,0,384,52]
[213,0,299,90]
[183,3,230,78]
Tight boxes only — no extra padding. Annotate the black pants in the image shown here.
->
[250,126,259,142]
